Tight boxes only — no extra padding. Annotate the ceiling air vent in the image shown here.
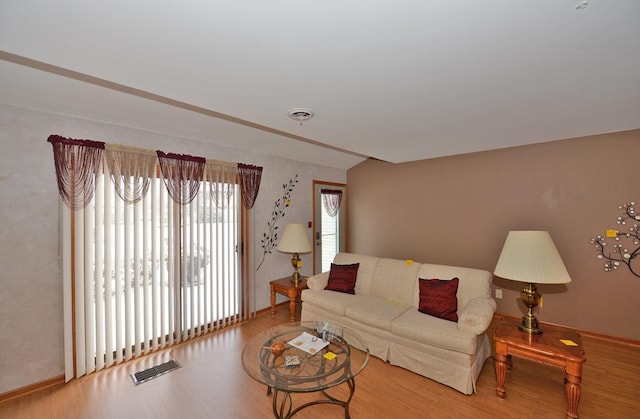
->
[287,108,314,125]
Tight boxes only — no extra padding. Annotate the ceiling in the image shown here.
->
[1,1,639,170]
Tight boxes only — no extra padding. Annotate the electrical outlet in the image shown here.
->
[495,289,503,299]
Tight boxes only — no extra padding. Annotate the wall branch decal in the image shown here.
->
[590,201,640,277]
[257,175,299,271]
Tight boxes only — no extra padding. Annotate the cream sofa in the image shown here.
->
[300,253,496,395]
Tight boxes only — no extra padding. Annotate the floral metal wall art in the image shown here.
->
[590,201,640,277]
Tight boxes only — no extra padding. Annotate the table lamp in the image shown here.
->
[277,223,312,285]
[493,231,572,334]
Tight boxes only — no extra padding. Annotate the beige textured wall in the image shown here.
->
[347,130,640,340]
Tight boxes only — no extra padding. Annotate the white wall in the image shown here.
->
[0,103,345,394]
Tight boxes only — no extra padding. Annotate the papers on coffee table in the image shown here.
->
[288,332,329,355]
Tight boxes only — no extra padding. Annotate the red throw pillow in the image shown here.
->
[325,263,360,294]
[418,277,459,322]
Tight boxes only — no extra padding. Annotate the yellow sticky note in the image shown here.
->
[323,351,337,360]
[560,339,578,346]
[406,260,413,265]
[606,229,618,238]
[296,260,303,268]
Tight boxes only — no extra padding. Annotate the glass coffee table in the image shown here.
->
[242,321,369,419]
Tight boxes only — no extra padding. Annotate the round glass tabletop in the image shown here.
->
[241,321,370,393]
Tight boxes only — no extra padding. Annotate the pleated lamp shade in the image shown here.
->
[494,231,571,284]
[277,224,312,254]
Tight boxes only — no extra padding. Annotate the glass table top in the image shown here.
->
[241,321,370,393]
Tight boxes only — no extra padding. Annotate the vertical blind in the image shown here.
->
[49,136,262,381]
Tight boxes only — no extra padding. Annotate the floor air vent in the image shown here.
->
[131,359,181,385]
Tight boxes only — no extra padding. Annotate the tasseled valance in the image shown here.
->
[47,135,263,209]
[156,151,206,205]
[48,135,105,210]
[238,163,263,209]
[321,188,343,217]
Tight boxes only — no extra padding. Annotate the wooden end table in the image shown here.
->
[269,276,308,322]
[493,320,587,419]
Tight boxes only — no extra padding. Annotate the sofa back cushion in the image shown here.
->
[413,264,492,309]
[333,253,380,295]
[370,258,422,304]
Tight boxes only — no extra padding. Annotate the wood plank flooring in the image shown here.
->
[2,307,639,418]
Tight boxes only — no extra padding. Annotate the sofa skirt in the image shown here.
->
[388,332,492,395]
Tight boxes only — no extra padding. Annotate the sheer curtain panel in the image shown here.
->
[321,189,343,217]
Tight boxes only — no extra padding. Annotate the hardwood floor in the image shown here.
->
[2,307,639,419]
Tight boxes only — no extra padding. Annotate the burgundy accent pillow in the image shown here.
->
[325,263,360,294]
[418,277,460,322]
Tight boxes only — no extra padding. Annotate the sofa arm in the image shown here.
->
[457,297,497,335]
[306,272,330,291]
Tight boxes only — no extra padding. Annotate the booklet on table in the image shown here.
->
[287,332,329,355]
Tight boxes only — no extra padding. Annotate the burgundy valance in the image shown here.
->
[156,151,206,205]
[237,163,263,209]
[48,135,105,210]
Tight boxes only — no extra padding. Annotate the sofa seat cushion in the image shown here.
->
[391,309,478,355]
[301,290,368,317]
[344,296,411,331]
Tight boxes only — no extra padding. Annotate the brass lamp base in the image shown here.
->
[290,253,302,286]
[519,283,543,334]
